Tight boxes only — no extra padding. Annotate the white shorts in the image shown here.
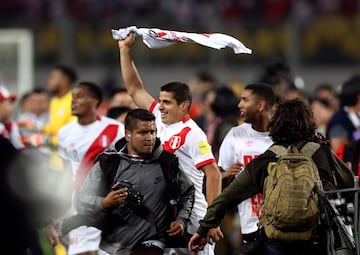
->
[68,225,101,255]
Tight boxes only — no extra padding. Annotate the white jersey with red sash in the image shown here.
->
[218,123,272,234]
[150,100,216,235]
[57,116,124,255]
[58,116,124,189]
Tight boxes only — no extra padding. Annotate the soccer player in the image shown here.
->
[46,82,124,255]
[43,64,78,147]
[117,32,222,255]
[219,83,275,254]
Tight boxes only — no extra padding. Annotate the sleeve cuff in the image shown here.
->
[197,225,209,237]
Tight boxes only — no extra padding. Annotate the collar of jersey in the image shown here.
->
[182,116,191,123]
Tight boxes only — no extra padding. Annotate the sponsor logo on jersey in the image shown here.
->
[198,141,211,154]
[245,140,254,146]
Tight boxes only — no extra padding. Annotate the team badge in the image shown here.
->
[169,135,182,149]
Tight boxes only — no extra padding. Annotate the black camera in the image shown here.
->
[112,180,144,207]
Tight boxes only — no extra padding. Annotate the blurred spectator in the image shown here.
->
[326,74,360,153]
[16,88,50,147]
[106,106,131,124]
[108,87,138,109]
[313,83,339,111]
[99,87,137,118]
[188,70,217,119]
[257,58,294,97]
[0,83,25,150]
[263,0,291,25]
[208,86,240,159]
[194,88,216,134]
[43,64,78,148]
[283,86,308,101]
[337,139,360,176]
[272,92,283,114]
[311,97,335,136]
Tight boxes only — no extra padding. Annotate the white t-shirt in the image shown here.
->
[57,116,124,255]
[218,123,272,234]
[150,101,216,234]
[58,116,123,177]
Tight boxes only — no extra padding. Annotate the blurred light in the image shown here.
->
[294,76,305,90]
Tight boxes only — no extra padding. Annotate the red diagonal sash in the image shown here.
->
[74,124,119,189]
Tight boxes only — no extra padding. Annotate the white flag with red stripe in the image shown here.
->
[111,26,252,54]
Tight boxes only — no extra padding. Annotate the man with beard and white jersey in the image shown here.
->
[45,82,124,255]
[219,83,275,255]
[117,33,222,255]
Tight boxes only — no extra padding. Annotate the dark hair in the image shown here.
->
[19,92,31,105]
[211,86,239,117]
[125,109,155,131]
[339,75,360,107]
[77,82,103,107]
[160,82,192,110]
[258,58,292,87]
[311,97,332,109]
[197,70,215,83]
[54,64,77,84]
[110,87,128,98]
[269,98,316,144]
[107,106,130,119]
[314,83,334,94]
[244,83,275,110]
[32,87,48,94]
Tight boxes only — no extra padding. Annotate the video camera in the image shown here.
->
[318,177,360,255]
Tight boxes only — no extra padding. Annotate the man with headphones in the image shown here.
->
[74,109,195,255]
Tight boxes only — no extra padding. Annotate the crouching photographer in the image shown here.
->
[69,109,195,255]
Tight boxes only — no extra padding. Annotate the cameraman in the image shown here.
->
[74,109,195,255]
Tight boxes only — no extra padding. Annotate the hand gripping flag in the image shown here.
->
[112,26,252,54]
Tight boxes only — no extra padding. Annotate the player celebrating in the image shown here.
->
[46,82,124,255]
[117,32,222,255]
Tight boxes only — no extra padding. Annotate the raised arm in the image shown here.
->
[117,33,155,110]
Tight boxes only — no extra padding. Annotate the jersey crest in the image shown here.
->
[163,127,191,153]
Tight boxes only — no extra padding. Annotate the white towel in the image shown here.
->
[112,26,252,54]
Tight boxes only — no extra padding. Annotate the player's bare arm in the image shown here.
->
[118,33,154,110]
[202,162,222,204]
